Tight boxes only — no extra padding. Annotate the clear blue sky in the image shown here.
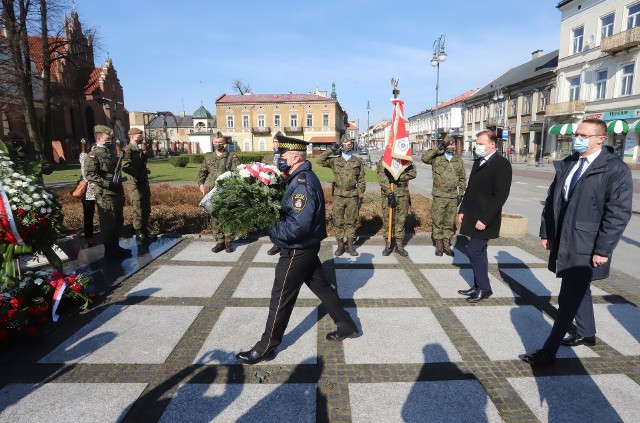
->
[72,0,560,129]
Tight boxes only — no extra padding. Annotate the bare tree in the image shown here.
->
[232,79,252,95]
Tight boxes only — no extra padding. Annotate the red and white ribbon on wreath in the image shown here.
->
[0,181,25,245]
[51,278,67,322]
[245,163,278,185]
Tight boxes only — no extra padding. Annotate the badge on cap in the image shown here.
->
[292,193,307,211]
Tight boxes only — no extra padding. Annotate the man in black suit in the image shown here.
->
[457,130,512,303]
[521,118,632,367]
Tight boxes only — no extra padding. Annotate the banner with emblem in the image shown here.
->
[382,98,413,181]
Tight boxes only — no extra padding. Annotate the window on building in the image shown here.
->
[306,113,313,127]
[226,115,234,128]
[627,3,640,29]
[323,114,329,127]
[523,95,531,115]
[601,13,615,39]
[243,139,251,151]
[540,91,548,111]
[290,114,298,127]
[510,99,517,116]
[242,115,249,128]
[572,26,584,54]
[257,114,265,127]
[259,139,265,151]
[569,76,581,101]
[349,130,355,139]
[274,114,281,127]
[620,63,634,96]
[594,70,608,100]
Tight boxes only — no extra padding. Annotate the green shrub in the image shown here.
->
[169,156,189,167]
[235,152,268,164]
[187,154,205,164]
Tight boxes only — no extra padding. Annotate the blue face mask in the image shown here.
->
[276,157,291,173]
[572,136,590,153]
[475,145,486,157]
[444,152,453,161]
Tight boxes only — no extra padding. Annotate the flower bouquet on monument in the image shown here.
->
[199,163,284,238]
[0,147,65,285]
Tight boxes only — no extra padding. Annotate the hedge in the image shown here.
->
[169,156,189,167]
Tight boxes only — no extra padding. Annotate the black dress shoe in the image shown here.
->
[561,335,596,347]
[457,287,478,296]
[266,245,281,255]
[235,348,276,365]
[211,242,225,253]
[519,349,556,367]
[326,329,360,342]
[465,289,492,303]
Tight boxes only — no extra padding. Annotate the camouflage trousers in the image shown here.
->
[211,214,235,243]
[381,195,410,239]
[95,193,124,244]
[127,183,151,231]
[431,196,458,240]
[332,195,359,239]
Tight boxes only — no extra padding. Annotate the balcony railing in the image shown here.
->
[601,27,640,54]
[284,126,303,134]
[545,100,586,116]
[251,126,271,135]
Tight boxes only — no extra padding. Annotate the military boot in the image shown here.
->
[225,239,234,253]
[135,229,150,243]
[435,239,444,256]
[335,239,345,256]
[212,242,225,253]
[382,239,394,256]
[442,239,455,257]
[346,238,359,256]
[395,238,408,257]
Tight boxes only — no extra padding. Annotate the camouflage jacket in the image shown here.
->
[421,149,467,198]
[197,151,240,189]
[122,143,149,185]
[317,150,366,198]
[376,160,416,197]
[84,145,120,196]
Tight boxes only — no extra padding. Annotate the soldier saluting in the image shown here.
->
[317,134,366,256]
[84,125,131,259]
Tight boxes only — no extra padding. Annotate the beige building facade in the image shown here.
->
[215,92,349,153]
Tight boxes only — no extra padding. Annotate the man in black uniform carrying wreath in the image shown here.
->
[236,134,359,365]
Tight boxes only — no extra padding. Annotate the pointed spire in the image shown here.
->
[331,82,337,99]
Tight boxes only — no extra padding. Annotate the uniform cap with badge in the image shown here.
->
[275,134,308,153]
[94,125,113,135]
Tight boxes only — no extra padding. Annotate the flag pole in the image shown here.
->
[386,78,401,247]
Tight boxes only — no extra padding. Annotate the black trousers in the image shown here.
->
[253,247,357,355]
[467,238,491,291]
[543,275,592,355]
[82,199,96,238]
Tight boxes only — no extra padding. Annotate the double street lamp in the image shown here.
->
[431,35,447,142]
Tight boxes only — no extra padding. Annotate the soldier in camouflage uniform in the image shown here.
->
[377,158,417,257]
[84,125,131,259]
[198,132,240,253]
[422,135,467,256]
[122,128,152,242]
[317,135,366,256]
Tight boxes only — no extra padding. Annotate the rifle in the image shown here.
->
[113,141,123,183]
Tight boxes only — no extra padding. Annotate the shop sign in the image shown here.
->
[585,113,603,120]
[602,110,636,120]
[624,135,635,157]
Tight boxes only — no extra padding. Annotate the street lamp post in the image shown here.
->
[366,100,370,147]
[537,118,547,167]
[431,35,447,144]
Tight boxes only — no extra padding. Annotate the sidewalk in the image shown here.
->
[0,233,638,422]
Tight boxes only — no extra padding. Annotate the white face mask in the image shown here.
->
[475,145,487,157]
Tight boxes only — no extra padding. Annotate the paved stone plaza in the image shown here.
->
[1,235,639,422]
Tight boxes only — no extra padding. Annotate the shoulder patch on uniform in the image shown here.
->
[297,177,306,184]
[292,193,307,211]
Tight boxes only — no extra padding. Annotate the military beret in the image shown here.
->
[276,134,308,152]
[443,135,454,144]
[127,127,143,135]
[94,124,113,135]
[214,131,224,139]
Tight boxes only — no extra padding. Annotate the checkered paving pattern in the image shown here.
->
[1,236,639,422]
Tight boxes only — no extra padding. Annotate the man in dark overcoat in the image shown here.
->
[521,118,632,367]
[457,130,512,302]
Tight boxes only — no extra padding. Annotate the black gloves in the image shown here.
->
[331,143,340,153]
[387,192,397,207]
[437,141,447,150]
[108,181,122,193]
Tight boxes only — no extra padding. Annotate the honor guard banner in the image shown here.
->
[382,99,413,181]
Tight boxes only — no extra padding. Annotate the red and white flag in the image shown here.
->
[382,98,413,181]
